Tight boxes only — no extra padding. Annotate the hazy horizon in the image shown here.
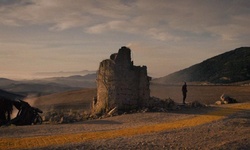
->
[0,69,97,80]
[1,0,249,80]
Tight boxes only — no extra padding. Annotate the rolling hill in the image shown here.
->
[33,70,96,78]
[37,74,96,88]
[0,78,18,87]
[0,74,96,96]
[153,47,250,85]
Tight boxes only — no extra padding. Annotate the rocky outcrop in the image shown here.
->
[92,46,151,115]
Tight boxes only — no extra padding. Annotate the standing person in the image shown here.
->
[182,82,187,104]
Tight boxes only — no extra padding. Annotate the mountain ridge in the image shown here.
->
[33,70,96,78]
[153,47,250,85]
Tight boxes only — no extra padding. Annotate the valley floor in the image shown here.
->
[0,103,250,150]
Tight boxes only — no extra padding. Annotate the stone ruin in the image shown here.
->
[92,46,151,115]
[91,46,204,117]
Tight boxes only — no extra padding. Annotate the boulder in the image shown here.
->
[215,101,222,105]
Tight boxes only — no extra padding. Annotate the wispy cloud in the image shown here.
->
[0,0,249,42]
[0,0,249,78]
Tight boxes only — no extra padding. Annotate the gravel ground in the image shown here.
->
[1,104,249,150]
[0,107,214,138]
[41,108,250,150]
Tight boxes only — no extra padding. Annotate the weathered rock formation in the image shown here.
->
[92,46,151,114]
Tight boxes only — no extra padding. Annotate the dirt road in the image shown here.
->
[0,103,249,150]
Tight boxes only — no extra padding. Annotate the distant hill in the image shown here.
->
[38,74,96,88]
[0,74,96,96]
[153,47,250,85]
[33,70,96,78]
[0,78,18,87]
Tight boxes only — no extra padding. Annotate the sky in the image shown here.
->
[0,0,249,79]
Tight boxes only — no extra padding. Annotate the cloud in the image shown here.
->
[0,0,249,78]
[131,0,250,42]
[85,20,128,34]
[0,0,130,28]
[0,0,249,43]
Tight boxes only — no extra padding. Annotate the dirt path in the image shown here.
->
[0,103,249,150]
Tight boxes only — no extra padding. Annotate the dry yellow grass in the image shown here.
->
[1,103,249,150]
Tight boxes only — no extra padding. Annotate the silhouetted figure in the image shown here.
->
[182,82,187,104]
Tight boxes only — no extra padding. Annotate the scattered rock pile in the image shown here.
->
[144,97,177,111]
[90,98,208,119]
[41,110,90,124]
[90,97,178,119]
[186,101,206,108]
[41,98,208,123]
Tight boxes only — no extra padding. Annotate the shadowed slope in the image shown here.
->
[153,47,250,84]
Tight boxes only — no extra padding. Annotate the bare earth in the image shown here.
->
[0,103,250,150]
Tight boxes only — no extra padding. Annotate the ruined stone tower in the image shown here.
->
[92,46,151,114]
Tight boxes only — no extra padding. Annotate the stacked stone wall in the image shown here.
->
[92,46,151,114]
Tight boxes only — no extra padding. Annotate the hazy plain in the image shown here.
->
[151,84,250,105]
[29,84,250,112]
